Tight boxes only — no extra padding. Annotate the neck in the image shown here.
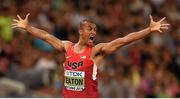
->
[73,40,87,54]
[77,36,88,47]
[76,40,87,48]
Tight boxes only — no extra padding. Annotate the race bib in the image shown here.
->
[64,70,85,91]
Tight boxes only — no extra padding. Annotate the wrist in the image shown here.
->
[25,24,30,30]
[148,26,153,32]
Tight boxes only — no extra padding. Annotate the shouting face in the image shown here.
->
[79,20,97,46]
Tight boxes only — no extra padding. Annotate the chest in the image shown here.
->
[64,51,93,70]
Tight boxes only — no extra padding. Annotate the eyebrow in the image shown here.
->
[87,25,96,30]
[88,24,96,28]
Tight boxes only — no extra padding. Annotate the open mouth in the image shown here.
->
[89,36,94,41]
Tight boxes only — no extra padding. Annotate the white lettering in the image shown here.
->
[65,70,85,77]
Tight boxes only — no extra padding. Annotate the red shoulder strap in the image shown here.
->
[66,43,74,55]
[84,46,93,55]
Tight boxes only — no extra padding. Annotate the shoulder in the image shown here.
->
[62,41,74,52]
[92,42,114,57]
[92,43,107,52]
[90,43,107,66]
[91,43,107,57]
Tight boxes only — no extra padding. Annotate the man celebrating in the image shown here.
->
[12,13,169,98]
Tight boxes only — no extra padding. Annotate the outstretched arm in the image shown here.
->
[12,13,72,52]
[93,15,170,56]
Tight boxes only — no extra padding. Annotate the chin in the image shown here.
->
[88,42,94,46]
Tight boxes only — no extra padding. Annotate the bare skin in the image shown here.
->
[12,13,170,67]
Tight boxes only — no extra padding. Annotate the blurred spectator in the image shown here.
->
[0,2,13,42]
[35,52,57,70]
[0,0,179,98]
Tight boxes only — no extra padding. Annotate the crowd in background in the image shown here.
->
[0,0,180,98]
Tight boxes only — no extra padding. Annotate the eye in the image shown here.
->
[94,28,97,31]
[87,27,92,31]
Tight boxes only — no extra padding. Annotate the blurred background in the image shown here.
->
[0,0,180,98]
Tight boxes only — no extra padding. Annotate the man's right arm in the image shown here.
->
[26,25,72,52]
[12,13,72,52]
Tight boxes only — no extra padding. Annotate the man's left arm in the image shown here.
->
[98,15,170,55]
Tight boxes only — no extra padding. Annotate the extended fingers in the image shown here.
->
[13,19,19,23]
[12,23,17,28]
[12,26,17,28]
[161,24,170,26]
[25,13,30,20]
[159,17,166,23]
[17,14,23,20]
[150,15,153,22]
[158,29,162,33]
[160,27,169,30]
[159,23,169,32]
[160,23,170,30]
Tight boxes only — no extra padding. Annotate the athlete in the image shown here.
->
[12,13,169,98]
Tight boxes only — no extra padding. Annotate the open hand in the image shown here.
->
[12,13,30,29]
[149,15,170,33]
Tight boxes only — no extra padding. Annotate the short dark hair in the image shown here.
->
[79,19,95,29]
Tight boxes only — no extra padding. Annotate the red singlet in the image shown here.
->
[62,44,99,98]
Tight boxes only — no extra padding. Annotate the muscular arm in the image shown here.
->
[91,27,152,61]
[26,25,71,51]
[12,14,72,52]
[92,16,169,59]
[101,27,152,54]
